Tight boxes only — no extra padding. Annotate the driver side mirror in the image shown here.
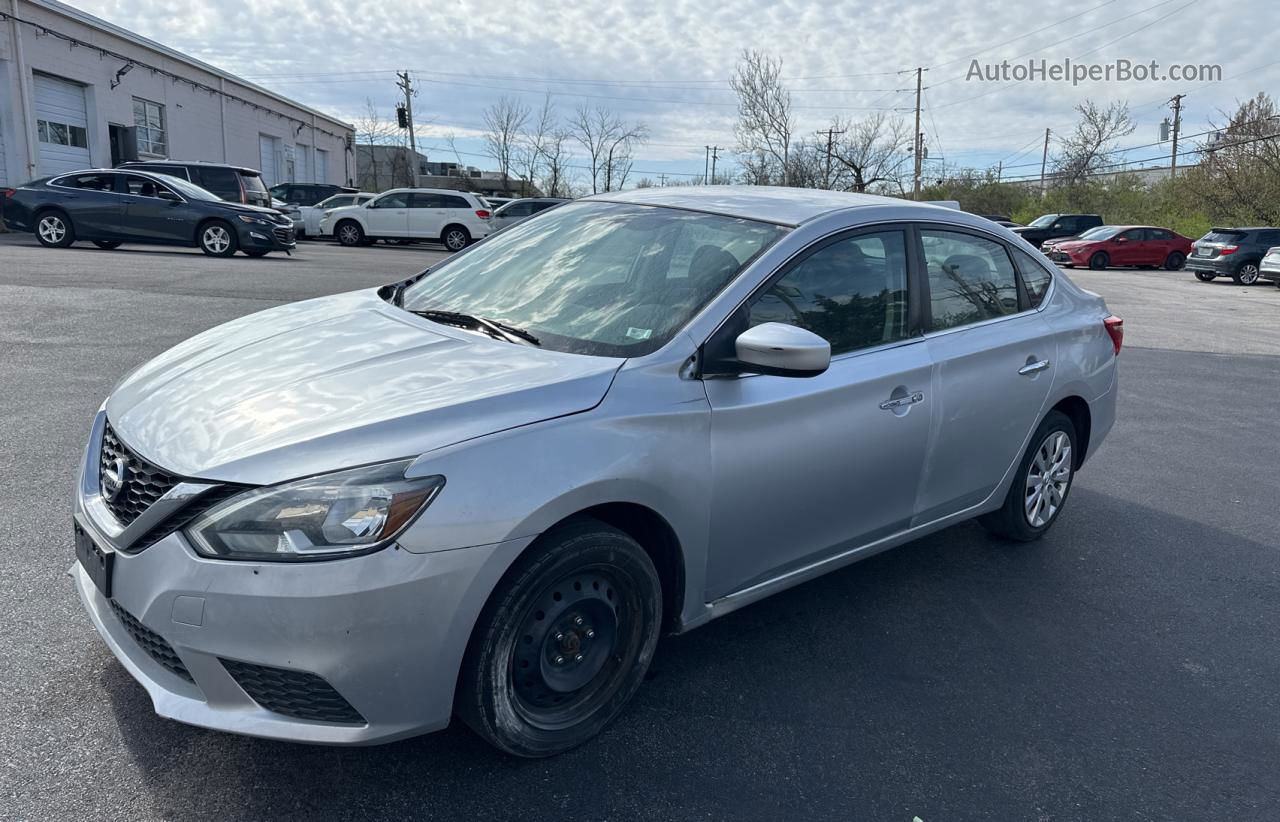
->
[733,323,830,377]
[1114,236,1128,243]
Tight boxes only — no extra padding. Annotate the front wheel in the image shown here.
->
[456,518,662,757]
[1194,270,1216,282]
[243,250,270,258]
[1164,251,1185,270]
[35,211,75,248]
[1088,251,1109,271]
[980,410,1077,542]
[92,240,122,250]
[442,225,471,252]
[1232,262,1260,285]
[198,221,238,257]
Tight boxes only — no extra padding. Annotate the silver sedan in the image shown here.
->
[71,186,1119,756]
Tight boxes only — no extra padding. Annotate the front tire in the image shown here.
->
[1232,262,1260,285]
[35,211,75,248]
[242,250,270,258]
[335,220,365,247]
[1088,251,1109,271]
[198,221,238,257]
[456,518,662,757]
[442,225,471,252]
[980,410,1077,542]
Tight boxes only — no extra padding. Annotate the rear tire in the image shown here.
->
[456,517,662,757]
[980,410,1077,542]
[1194,271,1216,282]
[442,224,471,252]
[1088,251,1109,271]
[1164,251,1185,270]
[35,210,75,248]
[198,221,238,257]
[91,240,122,250]
[1232,262,1260,285]
[243,250,269,258]
[335,220,364,247]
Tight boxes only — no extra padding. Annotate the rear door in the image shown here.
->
[915,225,1055,523]
[50,172,122,237]
[408,192,445,238]
[364,192,409,236]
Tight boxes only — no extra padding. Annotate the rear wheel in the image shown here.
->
[980,410,1077,542]
[442,224,471,252]
[456,518,662,757]
[335,220,364,247]
[1088,251,1109,271]
[91,240,122,250]
[35,211,75,248]
[1194,270,1216,282]
[198,221,238,257]
[1232,262,1260,285]
[1164,251,1185,270]
[243,249,270,258]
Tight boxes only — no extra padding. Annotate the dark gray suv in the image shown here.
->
[1188,227,1280,284]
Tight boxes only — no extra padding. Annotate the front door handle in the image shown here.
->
[1018,359,1051,376]
[879,391,924,411]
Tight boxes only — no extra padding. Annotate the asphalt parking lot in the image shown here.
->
[1,233,1278,821]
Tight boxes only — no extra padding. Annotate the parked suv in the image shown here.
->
[1187,227,1280,284]
[117,160,271,208]
[269,183,358,207]
[1011,214,1103,247]
[320,188,491,251]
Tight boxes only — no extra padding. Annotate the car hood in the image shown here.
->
[106,289,623,485]
[208,201,284,218]
[1053,240,1093,250]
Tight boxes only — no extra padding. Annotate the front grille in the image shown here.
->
[273,227,294,244]
[109,600,195,684]
[128,484,245,552]
[221,659,366,725]
[100,423,178,525]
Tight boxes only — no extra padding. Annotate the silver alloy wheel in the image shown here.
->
[38,215,66,244]
[444,228,468,251]
[1024,430,1072,528]
[1239,264,1260,284]
[338,224,360,244]
[203,225,231,254]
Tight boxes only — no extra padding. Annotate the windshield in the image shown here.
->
[1078,226,1121,240]
[401,201,788,357]
[153,173,221,202]
[1028,214,1060,227]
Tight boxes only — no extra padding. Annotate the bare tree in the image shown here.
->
[351,98,395,191]
[570,104,648,193]
[482,96,530,193]
[1189,93,1280,224]
[539,128,573,197]
[514,94,556,197]
[829,113,912,192]
[730,49,794,186]
[1053,100,1137,184]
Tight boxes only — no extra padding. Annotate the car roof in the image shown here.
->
[50,167,178,182]
[583,185,965,227]
[120,160,260,175]
[384,188,477,195]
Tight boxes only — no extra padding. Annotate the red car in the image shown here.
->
[1041,226,1194,271]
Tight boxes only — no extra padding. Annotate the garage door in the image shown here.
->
[34,73,91,177]
[258,135,279,187]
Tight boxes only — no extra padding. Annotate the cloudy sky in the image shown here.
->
[74,0,1278,186]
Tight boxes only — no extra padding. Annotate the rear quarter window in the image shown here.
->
[194,166,242,199]
[1012,248,1054,308]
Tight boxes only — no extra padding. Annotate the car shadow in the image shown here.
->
[101,486,1280,820]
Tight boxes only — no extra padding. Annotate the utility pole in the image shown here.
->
[1169,94,1186,178]
[911,67,926,199]
[396,70,420,187]
[658,173,668,186]
[709,145,722,184]
[816,127,845,189]
[704,146,711,185]
[996,160,1003,182]
[1039,127,1051,196]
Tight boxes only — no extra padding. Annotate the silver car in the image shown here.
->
[71,187,1120,756]
[490,197,571,232]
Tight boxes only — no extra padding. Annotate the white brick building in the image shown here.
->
[0,0,353,187]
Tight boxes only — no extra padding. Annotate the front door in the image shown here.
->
[364,192,410,237]
[914,226,1055,523]
[1110,228,1144,266]
[704,227,932,600]
[120,174,200,242]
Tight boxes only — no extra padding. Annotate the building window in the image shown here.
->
[37,120,88,149]
[132,98,167,156]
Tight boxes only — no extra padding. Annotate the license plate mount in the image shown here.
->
[75,522,114,598]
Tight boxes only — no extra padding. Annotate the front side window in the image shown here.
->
[922,229,1020,330]
[402,201,787,357]
[1028,214,1059,228]
[1117,229,1144,242]
[321,195,355,209]
[132,98,167,156]
[499,202,533,218]
[123,174,172,198]
[748,230,910,355]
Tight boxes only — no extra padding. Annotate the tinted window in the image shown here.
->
[530,201,557,214]
[749,231,909,355]
[373,193,409,208]
[1013,248,1053,308]
[922,229,1020,330]
[1258,230,1280,245]
[441,195,471,209]
[409,193,441,208]
[322,195,356,208]
[1201,231,1246,243]
[499,202,534,218]
[239,173,268,195]
[1117,229,1143,242]
[193,166,241,199]
[1148,229,1172,241]
[123,174,173,198]
[57,173,117,192]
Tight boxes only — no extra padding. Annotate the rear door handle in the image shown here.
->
[879,391,924,411]
[1018,359,1051,376]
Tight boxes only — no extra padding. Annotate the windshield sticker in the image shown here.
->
[625,327,653,341]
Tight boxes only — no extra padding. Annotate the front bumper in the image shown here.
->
[71,415,531,744]
[236,221,297,251]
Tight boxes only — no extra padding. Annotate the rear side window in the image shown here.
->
[749,230,910,355]
[409,193,442,208]
[195,166,242,199]
[1148,229,1173,241]
[1012,248,1054,308]
[55,173,118,191]
[921,229,1020,330]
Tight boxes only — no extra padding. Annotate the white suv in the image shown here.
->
[321,188,491,251]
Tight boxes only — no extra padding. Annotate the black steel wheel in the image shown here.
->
[456,517,661,757]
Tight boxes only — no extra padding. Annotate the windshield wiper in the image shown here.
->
[410,309,540,347]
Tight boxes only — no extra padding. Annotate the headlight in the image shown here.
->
[237,214,272,226]
[185,460,444,561]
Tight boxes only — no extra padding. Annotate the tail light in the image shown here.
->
[1103,315,1124,355]
[475,209,491,219]
[1218,245,1238,255]
[1,188,14,199]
